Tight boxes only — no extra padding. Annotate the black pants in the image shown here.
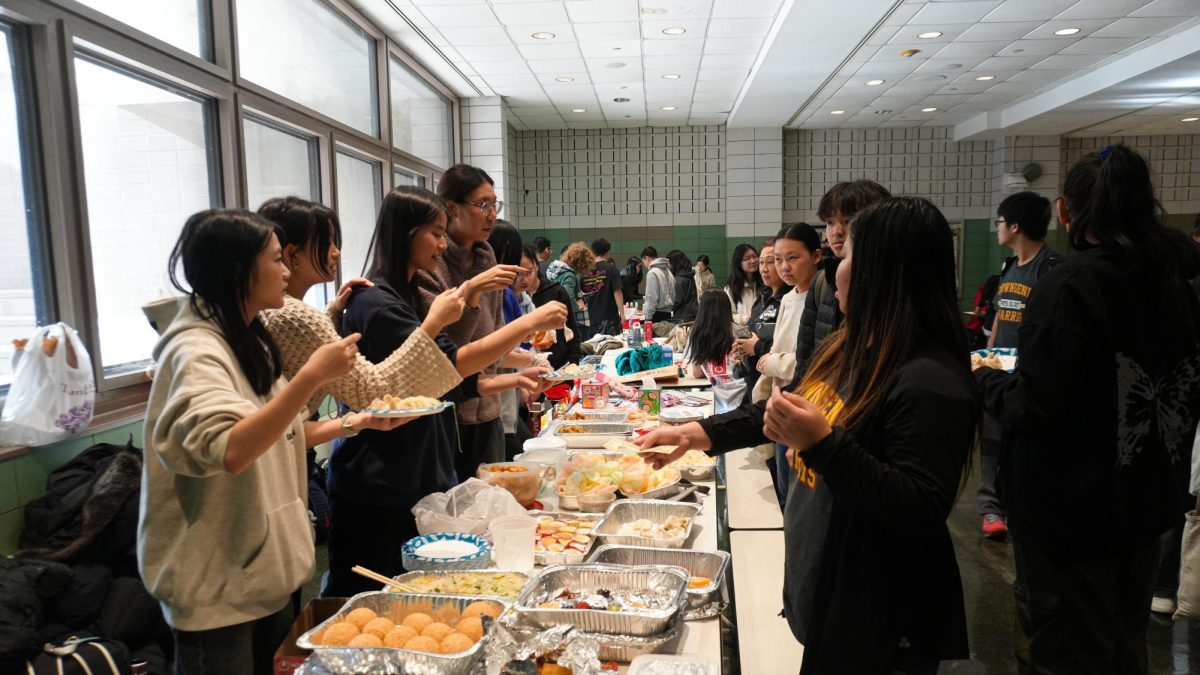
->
[1011,533,1158,675]
[455,418,505,481]
[504,413,534,461]
[173,601,295,675]
[976,413,1004,517]
[324,495,417,598]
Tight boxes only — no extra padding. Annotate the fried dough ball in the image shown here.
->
[461,600,501,621]
[383,625,417,648]
[345,607,378,630]
[403,635,440,653]
[401,612,434,633]
[319,621,359,646]
[348,633,383,647]
[456,616,484,642]
[361,617,395,640]
[440,632,475,654]
[421,622,453,642]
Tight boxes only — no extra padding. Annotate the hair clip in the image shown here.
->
[1099,145,1114,161]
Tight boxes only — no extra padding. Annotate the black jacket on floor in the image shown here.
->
[698,346,975,673]
[977,246,1200,560]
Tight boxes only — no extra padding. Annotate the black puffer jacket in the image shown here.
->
[797,258,841,377]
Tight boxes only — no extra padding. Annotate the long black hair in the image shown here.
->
[365,185,448,316]
[438,164,494,204]
[1062,144,1198,285]
[624,257,642,283]
[685,291,735,368]
[667,249,692,275]
[803,197,970,433]
[168,209,284,396]
[488,219,523,266]
[257,196,341,278]
[725,244,762,301]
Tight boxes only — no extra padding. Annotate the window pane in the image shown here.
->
[244,115,319,209]
[336,151,382,281]
[390,59,452,168]
[75,57,216,377]
[237,0,378,136]
[393,167,422,188]
[77,0,209,60]
[0,27,48,388]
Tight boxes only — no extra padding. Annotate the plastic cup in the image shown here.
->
[490,515,537,573]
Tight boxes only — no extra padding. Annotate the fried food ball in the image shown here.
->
[401,612,434,633]
[361,617,395,639]
[539,665,572,675]
[456,616,484,642]
[383,625,417,648]
[319,621,359,646]
[421,622,453,641]
[345,607,378,630]
[440,632,475,654]
[403,635,440,653]
[462,600,501,621]
[348,633,382,647]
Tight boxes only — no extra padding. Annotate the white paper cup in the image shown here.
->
[490,515,537,573]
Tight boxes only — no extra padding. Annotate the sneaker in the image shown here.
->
[982,514,1008,539]
[1151,596,1176,615]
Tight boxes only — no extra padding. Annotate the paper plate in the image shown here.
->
[971,348,1017,373]
[401,532,492,571]
[364,401,452,417]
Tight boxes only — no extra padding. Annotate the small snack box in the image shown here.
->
[580,381,610,409]
[639,385,662,415]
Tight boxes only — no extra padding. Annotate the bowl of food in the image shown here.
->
[577,491,616,513]
[659,407,703,426]
[477,462,541,507]
[402,533,492,571]
[671,449,717,481]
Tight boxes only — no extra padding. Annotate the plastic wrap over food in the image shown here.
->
[585,545,730,619]
[479,624,603,675]
[514,564,687,636]
[500,611,683,663]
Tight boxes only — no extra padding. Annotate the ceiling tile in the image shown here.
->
[491,1,569,25]
[871,43,943,61]
[564,0,640,22]
[929,41,1009,58]
[453,44,524,61]
[641,19,710,40]
[703,37,765,55]
[886,23,971,45]
[913,57,988,75]
[578,40,641,57]
[446,26,515,45]
[996,38,1077,57]
[856,59,924,76]
[1030,53,1107,70]
[881,2,923,27]
[643,38,707,55]
[1059,36,1144,54]
[707,18,775,38]
[866,25,902,46]
[415,5,500,27]
[1006,68,1073,85]
[518,43,583,60]
[908,1,1004,26]
[644,54,702,70]
[472,59,533,74]
[981,0,1077,22]
[481,73,541,88]
[1054,0,1155,21]
[712,0,781,18]
[526,57,587,73]
[1091,15,1193,37]
[700,53,758,69]
[589,67,645,84]
[957,21,1044,42]
[1132,0,1200,17]
[696,68,748,82]
[573,22,641,42]
[640,0,717,19]
[509,24,577,44]
[534,71,588,85]
[1024,19,1117,39]
[973,54,1047,71]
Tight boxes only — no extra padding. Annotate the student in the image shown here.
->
[694,254,718,295]
[621,256,643,303]
[328,187,567,596]
[976,145,1200,674]
[583,238,625,338]
[641,246,674,322]
[258,197,466,412]
[796,181,891,373]
[547,242,596,335]
[682,291,738,381]
[637,197,976,674]
[533,235,553,276]
[523,244,583,368]
[140,209,406,674]
[724,244,763,323]
[669,249,699,323]
[416,165,547,476]
[977,191,1062,540]
[735,237,790,396]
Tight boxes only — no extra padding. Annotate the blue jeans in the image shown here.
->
[773,442,794,507]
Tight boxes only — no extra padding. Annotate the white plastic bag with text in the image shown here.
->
[0,323,95,446]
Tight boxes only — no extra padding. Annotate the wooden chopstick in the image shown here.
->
[351,565,419,593]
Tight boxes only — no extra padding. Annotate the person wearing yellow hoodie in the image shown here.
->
[139,209,404,675]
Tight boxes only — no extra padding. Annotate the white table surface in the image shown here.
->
[730,530,805,674]
[725,447,785,530]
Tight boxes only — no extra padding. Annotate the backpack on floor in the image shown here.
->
[26,636,130,675]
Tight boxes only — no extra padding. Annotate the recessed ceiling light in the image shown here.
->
[975,75,995,81]
[1054,27,1081,36]
[662,73,681,80]
[570,108,587,113]
[865,79,885,86]
[662,27,686,35]
[531,32,555,40]
[555,76,574,83]
[830,110,846,115]
[918,31,943,39]
[1184,117,1200,122]
[661,106,677,111]
[922,107,938,112]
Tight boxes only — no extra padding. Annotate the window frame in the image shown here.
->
[331,142,386,281]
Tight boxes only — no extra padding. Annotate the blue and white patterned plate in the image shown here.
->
[402,532,492,571]
[363,401,452,418]
[971,348,1017,373]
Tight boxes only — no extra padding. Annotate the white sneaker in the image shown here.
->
[1150,596,1176,614]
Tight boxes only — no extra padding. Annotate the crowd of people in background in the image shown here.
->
[137,143,1200,675]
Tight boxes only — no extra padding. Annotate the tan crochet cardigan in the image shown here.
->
[263,295,462,414]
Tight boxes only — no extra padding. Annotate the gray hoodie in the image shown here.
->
[643,258,674,318]
[138,299,313,630]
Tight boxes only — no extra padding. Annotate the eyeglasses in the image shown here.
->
[463,199,504,215]
[995,218,1007,227]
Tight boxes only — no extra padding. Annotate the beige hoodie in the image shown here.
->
[138,299,313,631]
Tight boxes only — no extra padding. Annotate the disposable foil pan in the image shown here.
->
[297,591,511,675]
[592,500,702,549]
[501,607,685,663]
[619,470,682,501]
[556,450,630,509]
[514,564,688,636]
[528,511,605,566]
[385,569,532,600]
[552,421,636,448]
[562,409,630,422]
[586,545,730,620]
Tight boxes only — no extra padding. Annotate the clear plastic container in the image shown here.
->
[628,654,720,675]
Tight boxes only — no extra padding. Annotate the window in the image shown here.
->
[335,150,382,281]
[76,0,210,60]
[0,26,49,388]
[393,167,422,188]
[237,0,378,137]
[243,114,320,210]
[74,55,218,378]
[389,58,452,168]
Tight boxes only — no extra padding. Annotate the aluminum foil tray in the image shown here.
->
[528,511,605,566]
[556,450,632,509]
[552,421,636,448]
[386,569,532,600]
[501,608,684,663]
[297,591,511,675]
[620,470,682,501]
[593,500,702,549]
[514,564,688,636]
[562,409,630,422]
[586,545,730,620]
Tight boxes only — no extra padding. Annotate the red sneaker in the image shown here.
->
[982,514,1008,540]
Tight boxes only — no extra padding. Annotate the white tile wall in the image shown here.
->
[508,125,725,229]
[461,96,512,207]
[1062,135,1200,214]
[991,135,1062,228]
[727,127,783,236]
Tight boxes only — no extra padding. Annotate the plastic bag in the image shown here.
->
[411,478,528,535]
[0,323,95,446]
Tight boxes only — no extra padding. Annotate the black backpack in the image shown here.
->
[25,636,130,675]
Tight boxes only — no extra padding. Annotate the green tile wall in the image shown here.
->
[0,419,143,555]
